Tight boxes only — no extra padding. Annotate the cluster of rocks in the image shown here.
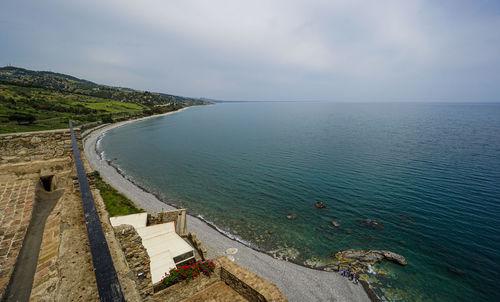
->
[285,202,388,234]
[270,247,300,261]
[334,249,407,266]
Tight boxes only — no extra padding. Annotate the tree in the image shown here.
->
[101,115,113,123]
[8,113,36,124]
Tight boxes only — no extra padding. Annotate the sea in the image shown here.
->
[98,102,500,302]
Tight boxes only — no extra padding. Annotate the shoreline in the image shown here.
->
[83,106,371,302]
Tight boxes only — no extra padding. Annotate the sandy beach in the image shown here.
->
[83,107,371,302]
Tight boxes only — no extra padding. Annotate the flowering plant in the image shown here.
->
[161,260,216,287]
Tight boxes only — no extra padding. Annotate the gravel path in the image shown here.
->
[83,109,371,302]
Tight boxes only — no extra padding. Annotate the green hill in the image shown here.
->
[0,66,209,133]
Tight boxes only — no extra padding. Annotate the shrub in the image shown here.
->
[101,114,113,123]
[161,260,216,287]
[8,113,36,124]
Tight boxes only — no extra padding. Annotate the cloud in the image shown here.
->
[1,0,499,101]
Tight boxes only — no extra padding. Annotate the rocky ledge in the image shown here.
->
[334,249,407,266]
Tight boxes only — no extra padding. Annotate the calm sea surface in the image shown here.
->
[100,102,500,301]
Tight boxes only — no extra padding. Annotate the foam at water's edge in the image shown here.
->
[196,214,257,249]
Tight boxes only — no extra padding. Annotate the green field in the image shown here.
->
[0,84,146,134]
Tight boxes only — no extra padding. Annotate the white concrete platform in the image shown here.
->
[136,222,175,240]
[150,250,176,284]
[109,212,147,229]
[110,214,195,284]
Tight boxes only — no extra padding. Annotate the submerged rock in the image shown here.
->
[286,214,298,220]
[270,247,300,261]
[331,220,341,228]
[447,266,465,276]
[334,249,407,266]
[398,214,415,224]
[315,202,327,208]
[356,219,384,229]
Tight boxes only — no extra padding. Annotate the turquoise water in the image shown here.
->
[100,102,500,301]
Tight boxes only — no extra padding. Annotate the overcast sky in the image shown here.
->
[1,0,499,101]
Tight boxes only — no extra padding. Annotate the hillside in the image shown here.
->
[0,66,209,133]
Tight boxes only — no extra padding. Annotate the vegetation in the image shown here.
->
[161,260,216,287]
[92,172,144,217]
[0,66,209,134]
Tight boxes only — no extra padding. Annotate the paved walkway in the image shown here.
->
[0,179,35,295]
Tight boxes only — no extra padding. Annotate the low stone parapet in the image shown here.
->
[0,128,81,165]
[216,256,288,302]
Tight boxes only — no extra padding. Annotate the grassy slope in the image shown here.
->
[93,172,144,217]
[0,84,146,133]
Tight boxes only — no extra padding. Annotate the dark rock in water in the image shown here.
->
[447,267,465,276]
[399,214,415,223]
[334,249,407,266]
[356,219,384,229]
[315,202,327,208]
[331,220,341,228]
[344,228,353,234]
[286,214,298,220]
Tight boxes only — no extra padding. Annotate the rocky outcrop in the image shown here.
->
[331,221,341,228]
[314,202,326,208]
[334,249,407,266]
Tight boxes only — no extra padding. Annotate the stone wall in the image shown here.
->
[0,129,81,165]
[147,209,187,236]
[29,189,62,301]
[187,232,207,260]
[216,256,288,302]
[114,224,153,299]
[152,271,221,301]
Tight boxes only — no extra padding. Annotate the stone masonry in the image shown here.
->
[216,256,287,302]
[114,224,153,300]
[0,129,76,165]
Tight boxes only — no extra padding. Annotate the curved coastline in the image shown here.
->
[83,106,372,302]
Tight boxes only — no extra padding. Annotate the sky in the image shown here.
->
[1,0,500,102]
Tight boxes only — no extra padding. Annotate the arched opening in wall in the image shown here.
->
[40,175,53,192]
